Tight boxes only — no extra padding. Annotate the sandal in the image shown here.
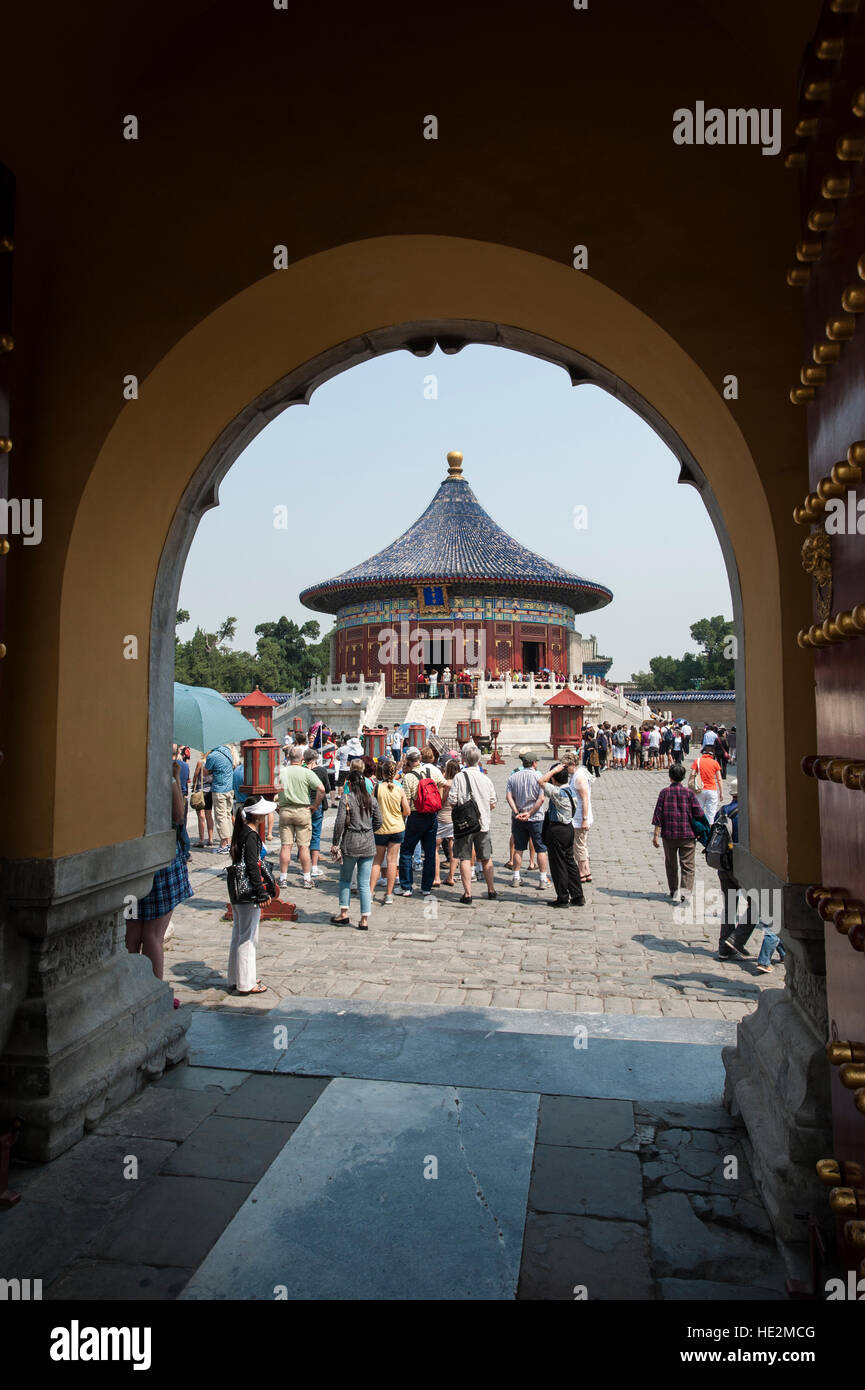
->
[236,982,267,995]
[330,913,351,925]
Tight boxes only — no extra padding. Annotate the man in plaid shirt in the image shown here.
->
[651,763,704,901]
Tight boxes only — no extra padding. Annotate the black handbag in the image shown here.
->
[227,829,271,905]
[226,860,254,905]
[451,770,481,837]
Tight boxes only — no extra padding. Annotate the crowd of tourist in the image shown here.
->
[124,715,754,1003]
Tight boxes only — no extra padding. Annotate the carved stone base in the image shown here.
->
[0,833,191,1162]
[724,990,831,1264]
[723,849,831,1278]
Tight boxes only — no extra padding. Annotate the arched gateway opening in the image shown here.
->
[6,237,823,1259]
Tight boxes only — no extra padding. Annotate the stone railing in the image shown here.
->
[272,674,387,735]
[472,681,487,729]
[360,676,387,729]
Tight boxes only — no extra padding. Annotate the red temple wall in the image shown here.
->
[333,617,574,693]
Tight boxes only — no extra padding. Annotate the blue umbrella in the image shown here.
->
[173,682,262,752]
[399,721,429,743]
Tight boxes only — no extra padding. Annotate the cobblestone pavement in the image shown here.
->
[167,761,780,1020]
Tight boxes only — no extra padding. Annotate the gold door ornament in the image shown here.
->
[801,530,833,619]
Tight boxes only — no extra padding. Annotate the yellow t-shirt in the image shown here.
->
[376,780,406,834]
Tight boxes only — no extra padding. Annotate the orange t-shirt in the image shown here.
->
[693,754,721,790]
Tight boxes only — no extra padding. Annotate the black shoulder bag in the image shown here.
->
[451,770,481,837]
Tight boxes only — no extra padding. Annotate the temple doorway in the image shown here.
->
[521,640,543,673]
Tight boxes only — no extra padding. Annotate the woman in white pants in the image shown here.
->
[228,796,275,995]
[690,749,723,825]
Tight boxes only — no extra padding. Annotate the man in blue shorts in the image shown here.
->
[505,749,550,891]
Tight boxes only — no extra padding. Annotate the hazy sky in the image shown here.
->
[178,345,731,683]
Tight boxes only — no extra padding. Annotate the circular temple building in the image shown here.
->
[299,451,613,696]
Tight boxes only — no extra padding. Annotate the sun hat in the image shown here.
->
[241,796,277,816]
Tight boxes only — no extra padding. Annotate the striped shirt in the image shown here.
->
[506,767,545,822]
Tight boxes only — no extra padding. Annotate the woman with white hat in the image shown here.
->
[227,795,276,994]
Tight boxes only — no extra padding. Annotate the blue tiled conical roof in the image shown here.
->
[300,455,613,616]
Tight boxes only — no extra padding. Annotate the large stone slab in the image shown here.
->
[185,1011,310,1072]
[93,1087,224,1141]
[160,1116,297,1183]
[252,996,737,1043]
[659,1277,785,1301]
[10,1134,175,1207]
[89,1176,254,1268]
[47,1260,194,1302]
[647,1191,786,1290]
[536,1096,635,1149]
[181,1078,539,1300]
[186,1008,731,1105]
[214,1074,330,1123]
[529,1145,645,1221]
[518,1212,654,1300]
[155,1065,252,1094]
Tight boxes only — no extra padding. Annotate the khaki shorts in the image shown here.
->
[279,805,312,847]
[453,829,493,862]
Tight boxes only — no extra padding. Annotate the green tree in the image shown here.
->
[253,616,328,689]
[174,612,332,691]
[631,616,735,691]
[690,615,735,689]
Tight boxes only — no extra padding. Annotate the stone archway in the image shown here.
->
[57,236,807,877]
[4,238,825,1215]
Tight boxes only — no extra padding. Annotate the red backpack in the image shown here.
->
[412,768,442,814]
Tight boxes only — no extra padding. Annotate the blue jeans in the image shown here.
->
[339,855,373,916]
[310,804,324,853]
[757,931,786,968]
[399,812,438,893]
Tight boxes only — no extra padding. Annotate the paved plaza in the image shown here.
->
[6,1011,787,1301]
[5,759,792,1302]
[168,759,778,1021]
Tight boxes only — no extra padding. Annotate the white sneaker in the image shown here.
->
[302,876,313,889]
[279,875,289,887]
[384,894,394,905]
[310,867,323,878]
[394,886,412,896]
[512,873,521,886]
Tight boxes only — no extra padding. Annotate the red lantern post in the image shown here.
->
[363,727,388,762]
[224,687,298,924]
[407,722,426,750]
[489,715,503,765]
[544,688,589,760]
[456,719,470,746]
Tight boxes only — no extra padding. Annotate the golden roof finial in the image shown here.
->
[446,450,463,478]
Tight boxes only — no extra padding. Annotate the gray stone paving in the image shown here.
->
[7,1063,786,1300]
[169,762,778,1020]
[516,1095,786,1300]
